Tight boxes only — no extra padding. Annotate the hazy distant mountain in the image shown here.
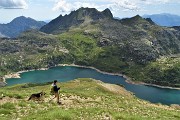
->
[44,20,52,23]
[0,16,46,38]
[114,17,121,20]
[143,13,180,27]
[0,32,7,37]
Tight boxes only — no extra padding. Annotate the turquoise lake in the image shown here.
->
[6,66,180,105]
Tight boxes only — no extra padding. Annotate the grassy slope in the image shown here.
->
[0,78,180,120]
[117,57,180,87]
[58,29,103,65]
[57,27,130,73]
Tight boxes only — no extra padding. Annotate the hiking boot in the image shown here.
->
[57,101,61,105]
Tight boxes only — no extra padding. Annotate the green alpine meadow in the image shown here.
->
[1,78,180,120]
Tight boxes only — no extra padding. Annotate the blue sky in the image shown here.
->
[0,0,180,23]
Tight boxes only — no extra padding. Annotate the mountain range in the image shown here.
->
[41,8,180,60]
[0,16,46,38]
[143,13,180,27]
[1,13,180,38]
[1,8,180,87]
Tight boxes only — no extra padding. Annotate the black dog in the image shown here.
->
[28,91,45,101]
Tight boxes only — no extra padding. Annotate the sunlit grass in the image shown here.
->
[0,78,179,120]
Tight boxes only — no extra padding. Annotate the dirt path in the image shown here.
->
[0,97,18,105]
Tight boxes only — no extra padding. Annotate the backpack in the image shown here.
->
[50,85,55,95]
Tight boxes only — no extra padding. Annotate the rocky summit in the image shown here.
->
[40,8,113,34]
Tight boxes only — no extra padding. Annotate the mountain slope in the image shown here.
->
[143,13,180,27]
[41,9,180,58]
[40,8,180,87]
[0,16,46,38]
[1,8,180,87]
[41,8,180,63]
[0,78,179,120]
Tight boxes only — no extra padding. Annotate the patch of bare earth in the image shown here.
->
[96,81,180,111]
[97,80,132,97]
[0,97,18,105]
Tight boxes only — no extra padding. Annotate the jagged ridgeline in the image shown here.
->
[1,8,180,87]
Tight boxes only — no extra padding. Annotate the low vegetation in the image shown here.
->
[0,78,179,120]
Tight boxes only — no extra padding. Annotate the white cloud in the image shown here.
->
[137,0,180,4]
[52,0,99,12]
[52,0,180,14]
[52,0,140,13]
[137,0,166,4]
[0,0,28,9]
[52,0,73,12]
[108,0,139,11]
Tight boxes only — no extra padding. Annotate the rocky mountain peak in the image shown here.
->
[145,18,156,25]
[120,14,154,26]
[73,7,113,20]
[40,8,113,34]
[102,8,113,18]
[129,15,145,22]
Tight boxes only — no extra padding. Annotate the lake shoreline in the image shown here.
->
[2,64,180,90]
[1,68,48,87]
[60,64,180,90]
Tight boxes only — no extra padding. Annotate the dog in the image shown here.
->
[28,91,46,101]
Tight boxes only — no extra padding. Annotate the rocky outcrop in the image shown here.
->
[0,77,6,87]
